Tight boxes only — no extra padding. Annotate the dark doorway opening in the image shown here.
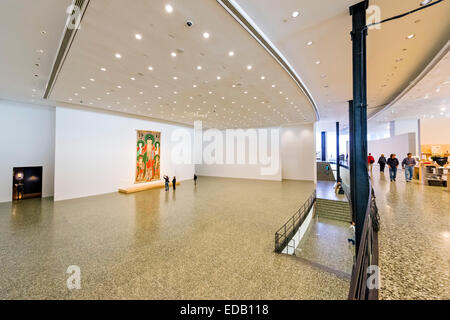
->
[12,167,43,201]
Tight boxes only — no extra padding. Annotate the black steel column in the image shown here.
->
[349,0,369,253]
[321,131,327,162]
[336,122,341,182]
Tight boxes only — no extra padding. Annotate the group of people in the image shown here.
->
[163,174,198,191]
[368,152,417,182]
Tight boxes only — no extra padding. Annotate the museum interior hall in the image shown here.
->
[0,0,449,301]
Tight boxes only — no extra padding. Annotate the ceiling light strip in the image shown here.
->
[43,0,91,99]
[216,0,320,121]
[369,40,449,121]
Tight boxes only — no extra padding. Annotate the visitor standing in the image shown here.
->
[172,176,177,190]
[368,153,375,176]
[378,154,387,173]
[387,154,399,182]
[347,221,356,246]
[164,175,169,191]
[194,174,198,186]
[402,153,416,182]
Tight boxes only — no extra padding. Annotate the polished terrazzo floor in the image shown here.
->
[0,177,350,300]
[296,217,354,277]
[372,168,450,300]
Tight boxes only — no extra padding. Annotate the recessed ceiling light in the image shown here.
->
[217,76,221,80]
[139,91,144,95]
[420,0,432,6]
[173,76,178,80]
[100,67,107,71]
[315,61,321,65]
[171,52,177,57]
[130,77,135,81]
[135,34,142,40]
[154,85,159,88]
[165,4,173,13]
[81,86,86,90]
[247,65,252,70]
[292,11,300,18]
[117,85,122,89]
[228,51,235,57]
[74,93,79,96]
[260,76,265,80]
[36,49,44,54]
[407,34,415,39]
[193,84,197,88]
[115,53,122,59]
[197,65,202,70]
[203,32,210,39]
[271,84,276,88]
[307,41,313,46]
[148,66,153,71]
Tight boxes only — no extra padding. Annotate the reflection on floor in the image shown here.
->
[0,177,350,299]
[295,217,354,278]
[372,169,450,300]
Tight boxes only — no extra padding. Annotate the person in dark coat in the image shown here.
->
[378,154,387,173]
[194,174,198,186]
[386,154,399,182]
[172,176,177,190]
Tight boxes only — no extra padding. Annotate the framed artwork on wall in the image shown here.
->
[136,130,161,183]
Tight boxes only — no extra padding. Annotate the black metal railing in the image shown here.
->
[348,182,380,300]
[274,190,316,254]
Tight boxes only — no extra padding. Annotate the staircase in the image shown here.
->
[316,198,352,223]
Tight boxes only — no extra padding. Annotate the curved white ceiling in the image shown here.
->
[49,0,318,129]
[233,0,450,124]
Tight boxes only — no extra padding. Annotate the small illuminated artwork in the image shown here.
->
[135,130,161,183]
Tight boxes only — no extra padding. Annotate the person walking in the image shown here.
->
[368,153,375,176]
[387,154,399,182]
[164,175,169,191]
[172,176,177,190]
[194,174,198,186]
[402,153,416,182]
[378,154,387,173]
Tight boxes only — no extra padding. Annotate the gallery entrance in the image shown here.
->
[12,167,43,201]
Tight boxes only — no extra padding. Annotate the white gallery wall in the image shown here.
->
[195,123,316,182]
[194,127,282,181]
[54,105,195,201]
[0,100,55,203]
[368,133,416,160]
[281,124,316,181]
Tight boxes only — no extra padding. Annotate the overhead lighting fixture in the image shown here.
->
[307,41,313,46]
[171,52,177,57]
[420,0,432,6]
[203,32,210,39]
[115,53,122,59]
[148,66,153,71]
[117,85,122,89]
[36,49,44,54]
[135,34,142,40]
[292,11,299,18]
[130,77,135,81]
[260,76,265,80]
[247,65,252,70]
[100,67,107,72]
[173,76,178,80]
[315,61,321,65]
[165,4,173,13]
[217,76,221,80]
[154,85,159,88]
[197,65,202,70]
[407,34,415,39]
[228,51,235,57]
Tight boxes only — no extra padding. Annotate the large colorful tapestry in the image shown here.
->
[135,130,161,183]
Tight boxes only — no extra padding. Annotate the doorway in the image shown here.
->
[12,167,43,201]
